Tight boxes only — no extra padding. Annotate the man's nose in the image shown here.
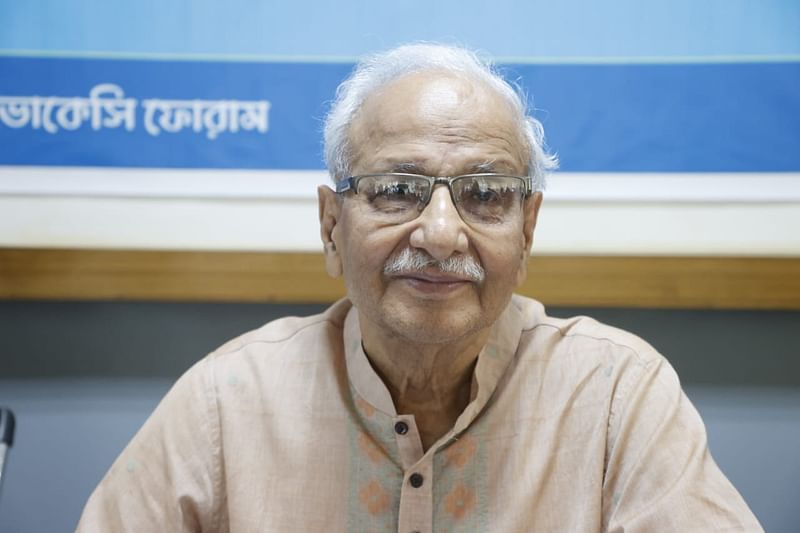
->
[408,185,470,261]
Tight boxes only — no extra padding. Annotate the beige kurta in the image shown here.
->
[77,295,762,532]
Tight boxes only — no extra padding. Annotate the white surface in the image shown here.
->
[2,166,800,202]
[1,167,799,255]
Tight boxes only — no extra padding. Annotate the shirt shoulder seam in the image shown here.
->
[521,321,654,366]
[212,316,343,357]
[196,357,226,531]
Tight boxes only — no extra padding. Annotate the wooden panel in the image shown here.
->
[519,256,800,310]
[0,249,345,303]
[1,248,799,309]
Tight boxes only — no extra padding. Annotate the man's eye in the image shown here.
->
[364,181,423,211]
[465,182,512,204]
[471,187,501,203]
[378,183,412,198]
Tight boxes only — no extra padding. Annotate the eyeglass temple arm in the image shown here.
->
[335,177,356,194]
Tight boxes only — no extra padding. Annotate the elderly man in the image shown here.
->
[78,44,761,532]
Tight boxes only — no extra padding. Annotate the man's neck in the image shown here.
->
[359,313,491,450]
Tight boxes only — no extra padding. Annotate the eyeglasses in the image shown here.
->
[336,173,532,226]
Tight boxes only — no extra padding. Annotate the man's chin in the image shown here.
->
[378,304,487,346]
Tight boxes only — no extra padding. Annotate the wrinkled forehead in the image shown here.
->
[348,71,528,172]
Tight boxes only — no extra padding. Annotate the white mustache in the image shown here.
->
[383,248,485,282]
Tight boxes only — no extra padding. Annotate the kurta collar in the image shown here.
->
[343,298,525,435]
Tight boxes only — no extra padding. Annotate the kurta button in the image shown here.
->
[409,472,424,488]
[394,421,409,435]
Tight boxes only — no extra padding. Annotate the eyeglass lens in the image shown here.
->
[355,174,524,225]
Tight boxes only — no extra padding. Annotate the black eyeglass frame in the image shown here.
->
[335,173,534,208]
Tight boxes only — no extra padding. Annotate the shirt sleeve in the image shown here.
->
[76,357,226,533]
[602,354,763,532]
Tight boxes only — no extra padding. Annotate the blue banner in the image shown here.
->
[1,56,798,172]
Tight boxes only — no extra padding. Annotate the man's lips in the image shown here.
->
[390,271,475,284]
[388,271,476,297]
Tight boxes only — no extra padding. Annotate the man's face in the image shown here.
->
[319,71,542,346]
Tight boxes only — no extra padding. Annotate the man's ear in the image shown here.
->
[516,191,543,286]
[318,185,343,278]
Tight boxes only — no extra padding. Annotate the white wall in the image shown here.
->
[2,168,799,255]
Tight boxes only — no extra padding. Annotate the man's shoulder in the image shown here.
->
[512,294,661,366]
[209,298,352,359]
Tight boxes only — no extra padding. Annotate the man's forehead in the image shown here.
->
[359,71,494,120]
[411,75,475,115]
[349,71,527,172]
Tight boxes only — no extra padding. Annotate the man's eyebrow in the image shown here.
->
[470,160,527,175]
[388,162,427,174]
[470,161,498,174]
[382,160,515,175]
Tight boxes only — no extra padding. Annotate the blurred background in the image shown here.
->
[0,1,799,531]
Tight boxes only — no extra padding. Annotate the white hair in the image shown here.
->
[323,43,558,191]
